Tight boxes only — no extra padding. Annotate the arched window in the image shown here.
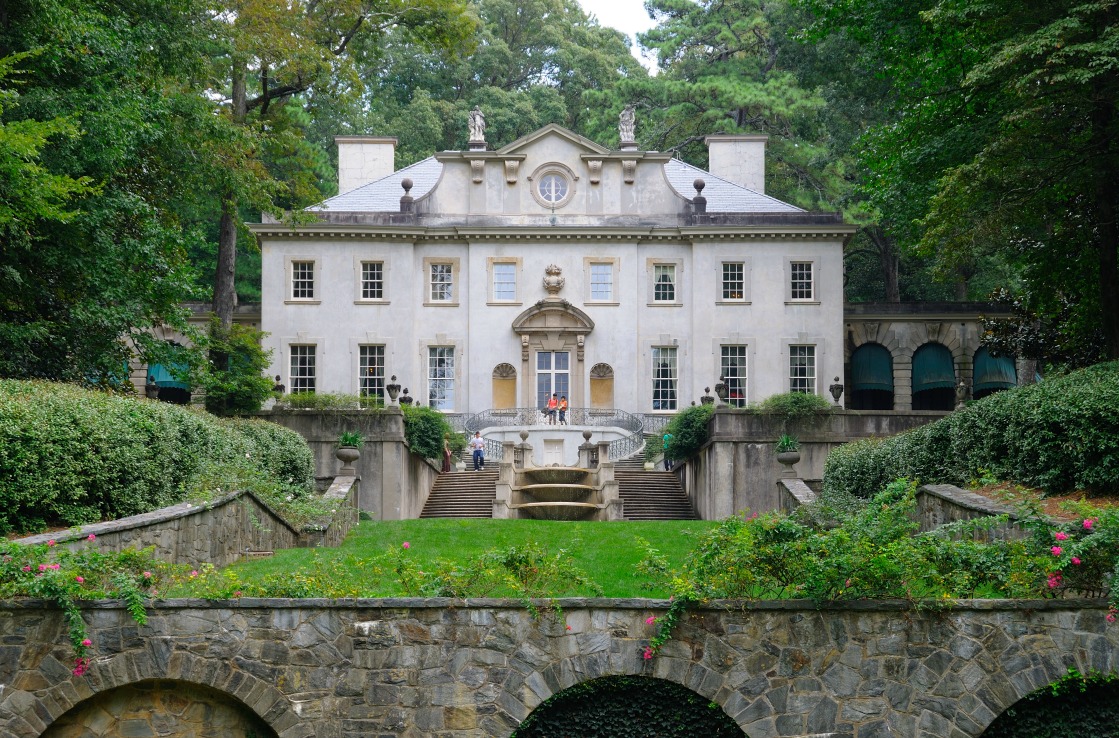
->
[849,343,894,410]
[973,347,1017,400]
[911,343,956,411]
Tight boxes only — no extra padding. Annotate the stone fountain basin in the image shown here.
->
[511,502,601,521]
[520,467,590,485]
[514,483,596,502]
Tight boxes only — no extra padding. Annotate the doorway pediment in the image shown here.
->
[512,300,595,336]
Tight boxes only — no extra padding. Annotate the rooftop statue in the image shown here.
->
[619,105,636,147]
[468,106,486,144]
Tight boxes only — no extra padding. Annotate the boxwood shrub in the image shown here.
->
[823,362,1119,498]
[0,380,314,534]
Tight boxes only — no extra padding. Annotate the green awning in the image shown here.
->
[912,344,956,393]
[148,363,190,390]
[851,344,894,392]
[974,347,1017,393]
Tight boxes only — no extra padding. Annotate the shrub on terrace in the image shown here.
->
[662,403,715,461]
[824,362,1119,498]
[0,380,314,534]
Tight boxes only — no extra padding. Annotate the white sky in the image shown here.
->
[575,0,659,71]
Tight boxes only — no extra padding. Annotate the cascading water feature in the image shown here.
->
[509,466,602,520]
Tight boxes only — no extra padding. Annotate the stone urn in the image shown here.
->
[776,451,801,478]
[336,446,360,475]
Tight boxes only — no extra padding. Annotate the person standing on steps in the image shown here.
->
[442,434,453,473]
[663,431,674,471]
[470,431,486,471]
[558,395,568,425]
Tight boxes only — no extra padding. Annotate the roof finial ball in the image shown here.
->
[399,178,414,213]
[692,178,707,215]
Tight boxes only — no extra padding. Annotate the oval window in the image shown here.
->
[538,174,568,204]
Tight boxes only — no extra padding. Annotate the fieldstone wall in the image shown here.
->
[916,484,1027,540]
[13,477,360,569]
[1,598,1116,738]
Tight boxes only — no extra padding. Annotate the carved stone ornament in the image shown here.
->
[863,322,879,342]
[926,322,944,343]
[492,363,517,379]
[622,159,636,184]
[521,335,530,362]
[468,106,486,144]
[543,264,565,295]
[586,159,602,185]
[504,160,519,184]
[577,334,585,362]
[590,363,613,379]
[471,159,485,184]
[619,105,636,148]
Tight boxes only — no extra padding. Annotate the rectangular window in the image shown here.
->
[292,261,315,299]
[720,345,748,407]
[790,345,816,394]
[493,262,516,301]
[361,261,383,300]
[359,345,385,400]
[428,346,455,411]
[652,347,678,410]
[430,263,453,302]
[654,264,676,302]
[590,262,613,301]
[290,345,316,393]
[722,262,745,300]
[791,262,813,300]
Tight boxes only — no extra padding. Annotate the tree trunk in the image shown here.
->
[866,226,900,302]
[212,64,247,330]
[1092,86,1119,359]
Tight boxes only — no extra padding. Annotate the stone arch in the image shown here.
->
[493,362,517,409]
[41,679,278,738]
[6,653,303,738]
[848,342,894,410]
[589,363,614,409]
[912,341,957,410]
[512,675,744,736]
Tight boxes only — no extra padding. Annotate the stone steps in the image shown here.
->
[615,470,697,521]
[420,470,498,518]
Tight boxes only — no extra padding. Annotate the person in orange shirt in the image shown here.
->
[546,393,558,424]
[558,395,568,425]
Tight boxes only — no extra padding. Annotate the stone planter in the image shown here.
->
[335,446,360,475]
[776,450,801,478]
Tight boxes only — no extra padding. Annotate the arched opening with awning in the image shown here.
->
[849,343,894,410]
[911,343,956,411]
[973,346,1017,400]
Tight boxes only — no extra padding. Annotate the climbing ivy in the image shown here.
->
[982,669,1119,738]
[510,676,743,737]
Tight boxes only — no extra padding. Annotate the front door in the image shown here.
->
[536,351,570,409]
[543,439,564,466]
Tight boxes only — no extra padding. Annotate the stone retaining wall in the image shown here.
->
[13,477,360,568]
[1,598,1116,738]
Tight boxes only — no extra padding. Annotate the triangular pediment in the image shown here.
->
[496,124,611,156]
[512,299,595,334]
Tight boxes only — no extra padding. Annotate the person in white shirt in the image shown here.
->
[470,431,486,471]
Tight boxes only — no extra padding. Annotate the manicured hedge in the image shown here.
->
[0,380,314,534]
[823,362,1119,498]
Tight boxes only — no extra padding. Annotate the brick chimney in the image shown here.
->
[335,136,397,194]
[704,134,768,194]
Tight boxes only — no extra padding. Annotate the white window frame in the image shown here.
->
[285,257,320,304]
[647,258,683,306]
[789,261,815,302]
[290,345,317,394]
[423,257,460,306]
[720,345,748,407]
[359,344,385,400]
[720,262,747,302]
[584,257,619,304]
[529,162,577,210]
[359,260,385,301]
[790,344,816,394]
[651,346,679,411]
[427,346,456,411]
[487,257,521,304]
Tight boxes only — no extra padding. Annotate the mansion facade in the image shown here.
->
[251,123,855,418]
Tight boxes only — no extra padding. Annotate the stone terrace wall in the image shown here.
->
[265,409,440,520]
[14,477,360,569]
[681,408,945,519]
[2,598,1116,738]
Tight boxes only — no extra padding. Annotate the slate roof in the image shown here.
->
[308,157,443,213]
[307,153,804,214]
[662,159,804,213]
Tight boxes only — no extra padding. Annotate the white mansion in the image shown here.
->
[250,121,857,417]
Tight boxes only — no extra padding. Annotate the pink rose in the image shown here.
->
[81,638,92,647]
[646,616,656,625]
[50,563,60,570]
[1108,613,1116,623]
[1084,519,1094,530]
[643,647,653,660]
[87,533,96,541]
[1072,558,1081,566]
[38,564,46,571]
[190,570,199,578]
[1055,532,1068,541]
[47,539,56,547]
[1051,546,1063,556]
[143,571,152,578]
[75,576,84,583]
[402,542,410,549]
[21,566,30,572]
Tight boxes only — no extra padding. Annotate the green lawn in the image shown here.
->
[221,519,718,598]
